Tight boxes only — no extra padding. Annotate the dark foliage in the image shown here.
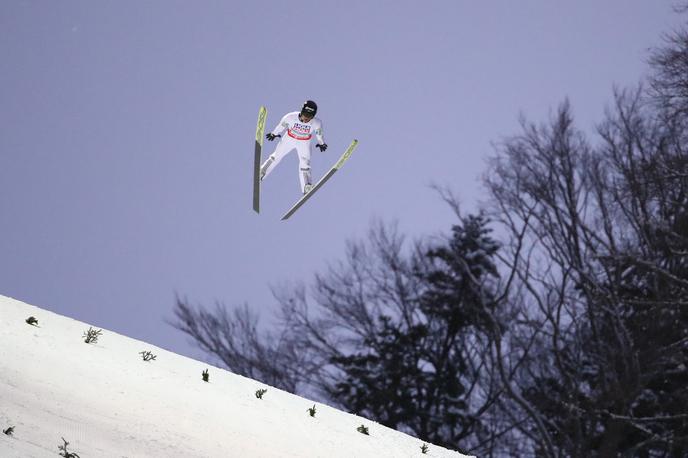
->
[486,90,688,456]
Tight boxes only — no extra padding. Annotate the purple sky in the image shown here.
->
[1,1,683,361]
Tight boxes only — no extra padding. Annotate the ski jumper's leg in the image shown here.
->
[261,139,295,180]
[296,142,313,193]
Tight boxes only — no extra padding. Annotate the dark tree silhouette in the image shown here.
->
[484,91,688,456]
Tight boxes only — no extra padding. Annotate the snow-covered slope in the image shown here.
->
[0,295,473,458]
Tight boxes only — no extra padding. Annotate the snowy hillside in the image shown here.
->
[0,295,473,458]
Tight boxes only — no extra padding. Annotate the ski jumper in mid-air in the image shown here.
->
[260,100,328,194]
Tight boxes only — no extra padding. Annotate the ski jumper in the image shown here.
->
[262,112,325,193]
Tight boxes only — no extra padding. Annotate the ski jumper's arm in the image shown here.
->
[313,119,325,145]
[270,114,291,137]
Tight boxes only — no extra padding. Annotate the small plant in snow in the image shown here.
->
[357,424,369,435]
[58,437,81,458]
[202,369,210,382]
[25,316,38,326]
[255,388,268,399]
[307,405,317,417]
[83,327,103,344]
[139,350,157,362]
[421,443,429,454]
[3,426,14,436]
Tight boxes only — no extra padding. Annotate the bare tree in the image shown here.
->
[170,298,307,392]
[649,6,688,121]
[483,89,688,457]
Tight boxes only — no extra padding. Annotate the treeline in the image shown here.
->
[172,14,688,457]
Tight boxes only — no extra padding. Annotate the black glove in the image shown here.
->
[316,143,328,152]
[266,133,280,141]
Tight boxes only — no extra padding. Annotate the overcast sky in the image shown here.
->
[1,1,683,361]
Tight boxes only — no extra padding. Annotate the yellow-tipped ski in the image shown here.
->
[281,139,359,220]
[253,106,267,213]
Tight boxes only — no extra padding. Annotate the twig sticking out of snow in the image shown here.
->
[58,437,81,458]
[83,327,103,344]
[139,351,157,362]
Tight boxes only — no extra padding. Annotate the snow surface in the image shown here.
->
[0,295,473,458]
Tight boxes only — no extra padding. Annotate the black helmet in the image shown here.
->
[301,100,317,117]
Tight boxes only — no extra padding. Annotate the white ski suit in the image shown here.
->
[261,111,325,193]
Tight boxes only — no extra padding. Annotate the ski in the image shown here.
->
[253,106,267,213]
[281,139,359,220]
